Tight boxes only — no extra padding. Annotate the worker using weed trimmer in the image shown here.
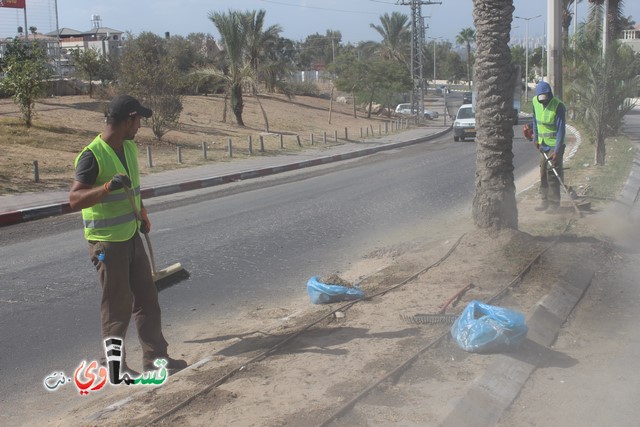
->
[69,95,186,376]
[531,81,566,214]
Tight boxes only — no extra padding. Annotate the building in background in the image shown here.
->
[621,24,640,53]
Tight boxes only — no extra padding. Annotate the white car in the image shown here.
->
[395,103,413,114]
[453,104,476,141]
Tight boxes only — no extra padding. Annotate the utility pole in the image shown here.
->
[398,1,442,118]
[514,14,541,103]
[547,0,563,100]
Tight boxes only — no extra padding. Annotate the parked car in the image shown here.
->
[395,103,413,115]
[462,91,473,104]
[424,109,439,120]
[453,104,476,142]
[396,103,439,120]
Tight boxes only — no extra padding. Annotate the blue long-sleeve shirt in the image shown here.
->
[532,100,566,154]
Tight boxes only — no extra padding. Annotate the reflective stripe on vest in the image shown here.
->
[74,136,141,242]
[532,96,561,147]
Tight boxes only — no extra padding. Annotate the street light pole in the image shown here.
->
[433,39,436,82]
[427,36,442,83]
[514,14,541,103]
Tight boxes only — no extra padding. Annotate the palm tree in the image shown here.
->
[209,10,252,126]
[370,12,411,70]
[586,0,626,42]
[456,27,476,89]
[569,25,638,165]
[563,0,583,47]
[471,0,518,230]
[241,10,282,84]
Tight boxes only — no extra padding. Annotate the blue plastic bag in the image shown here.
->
[306,276,365,304]
[451,300,528,353]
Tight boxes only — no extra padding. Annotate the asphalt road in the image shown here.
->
[0,126,537,423]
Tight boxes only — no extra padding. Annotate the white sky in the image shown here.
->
[1,0,639,45]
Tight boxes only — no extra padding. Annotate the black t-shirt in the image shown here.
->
[75,149,129,185]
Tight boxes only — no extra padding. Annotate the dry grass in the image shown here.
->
[0,93,430,195]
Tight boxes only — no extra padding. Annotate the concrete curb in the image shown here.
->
[440,267,595,427]
[440,114,640,426]
[0,128,450,227]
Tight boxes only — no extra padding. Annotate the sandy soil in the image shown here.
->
[0,93,440,195]
[31,189,619,427]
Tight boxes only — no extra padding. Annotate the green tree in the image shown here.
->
[456,27,476,89]
[441,50,467,83]
[261,36,297,94]
[119,32,184,140]
[370,12,411,70]
[0,39,51,127]
[471,0,518,230]
[297,30,342,69]
[331,53,411,118]
[569,37,638,165]
[70,48,105,98]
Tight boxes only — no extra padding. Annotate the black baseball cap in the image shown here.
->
[107,95,153,120]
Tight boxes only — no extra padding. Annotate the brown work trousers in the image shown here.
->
[88,233,168,368]
[539,151,564,208]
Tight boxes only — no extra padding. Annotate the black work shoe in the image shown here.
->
[144,357,187,376]
[534,202,549,211]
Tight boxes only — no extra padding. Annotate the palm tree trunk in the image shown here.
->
[367,91,375,119]
[231,83,245,127]
[254,93,270,133]
[222,92,228,123]
[471,0,518,230]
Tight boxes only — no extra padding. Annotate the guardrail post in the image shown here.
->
[147,146,153,168]
[248,135,253,155]
[228,138,233,157]
[33,160,39,183]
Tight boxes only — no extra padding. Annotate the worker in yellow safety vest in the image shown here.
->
[531,81,566,214]
[69,95,186,376]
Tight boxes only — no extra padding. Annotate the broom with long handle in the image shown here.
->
[123,186,186,284]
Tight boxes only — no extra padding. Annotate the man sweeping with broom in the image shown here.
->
[69,95,186,376]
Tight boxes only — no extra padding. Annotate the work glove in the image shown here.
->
[104,174,131,192]
[522,123,533,141]
[140,207,151,234]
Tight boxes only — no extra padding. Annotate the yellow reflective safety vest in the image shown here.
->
[74,136,141,242]
[532,96,563,147]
